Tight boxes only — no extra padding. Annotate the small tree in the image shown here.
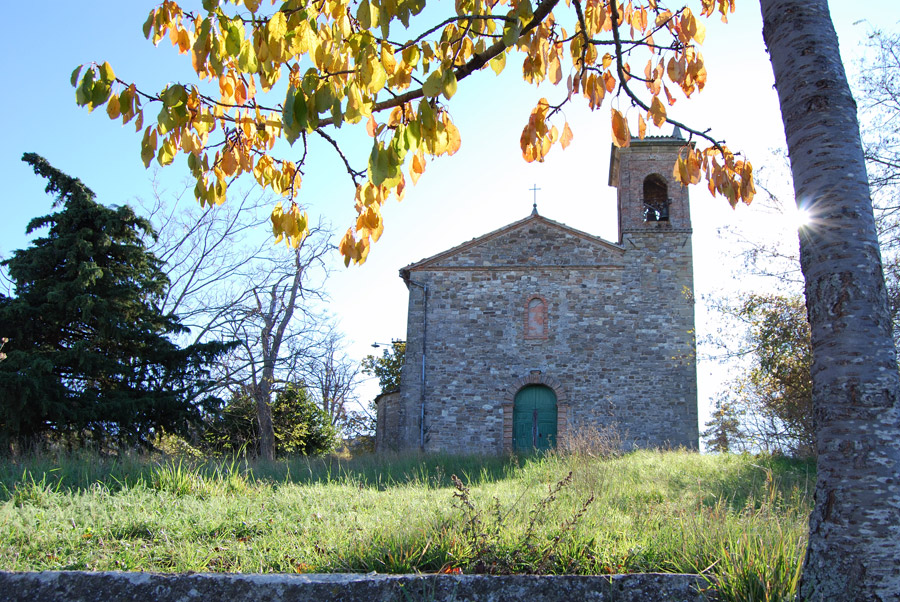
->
[0,154,227,451]
[706,293,813,457]
[701,394,743,454]
[362,340,406,393]
[203,383,337,456]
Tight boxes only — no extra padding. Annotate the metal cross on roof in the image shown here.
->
[530,184,541,215]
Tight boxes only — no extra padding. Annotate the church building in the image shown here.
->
[374,131,699,454]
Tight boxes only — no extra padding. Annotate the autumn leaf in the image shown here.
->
[561,122,574,149]
[410,150,426,185]
[611,109,630,148]
[441,69,458,100]
[548,54,562,85]
[649,95,667,127]
[423,70,442,98]
[490,53,506,75]
[75,0,750,267]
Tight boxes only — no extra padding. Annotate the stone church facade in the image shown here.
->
[376,132,698,453]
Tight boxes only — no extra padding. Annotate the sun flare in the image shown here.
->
[789,206,812,230]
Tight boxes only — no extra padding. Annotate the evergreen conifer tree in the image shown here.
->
[0,153,226,451]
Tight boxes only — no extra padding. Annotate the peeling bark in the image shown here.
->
[760,1,900,599]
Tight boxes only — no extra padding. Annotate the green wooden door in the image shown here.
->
[513,385,557,452]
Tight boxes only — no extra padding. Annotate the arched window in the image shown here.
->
[524,295,548,339]
[643,174,670,222]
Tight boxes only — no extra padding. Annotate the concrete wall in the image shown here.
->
[0,571,715,602]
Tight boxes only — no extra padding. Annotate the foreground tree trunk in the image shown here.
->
[760,1,900,599]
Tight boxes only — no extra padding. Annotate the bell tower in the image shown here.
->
[606,127,699,449]
[608,128,692,241]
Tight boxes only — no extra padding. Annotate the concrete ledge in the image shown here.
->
[0,571,715,601]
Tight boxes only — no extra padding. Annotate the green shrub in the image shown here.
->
[202,385,338,457]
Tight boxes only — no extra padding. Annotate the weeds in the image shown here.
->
[5,469,62,508]
[448,470,595,574]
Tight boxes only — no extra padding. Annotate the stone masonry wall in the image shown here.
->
[394,217,697,454]
[385,135,698,454]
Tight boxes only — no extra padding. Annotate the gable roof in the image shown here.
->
[400,212,623,278]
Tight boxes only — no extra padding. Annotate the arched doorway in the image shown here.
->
[513,385,558,452]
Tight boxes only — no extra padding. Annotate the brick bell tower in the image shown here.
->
[608,127,692,238]
[607,127,699,449]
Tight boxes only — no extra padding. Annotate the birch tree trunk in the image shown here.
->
[760,1,900,599]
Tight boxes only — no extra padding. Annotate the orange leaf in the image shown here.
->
[410,151,425,185]
[611,108,630,148]
[603,71,616,93]
[667,57,685,84]
[664,84,677,106]
[638,114,647,139]
[366,115,377,137]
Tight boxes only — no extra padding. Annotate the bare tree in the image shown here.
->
[135,182,349,459]
[137,180,272,345]
[304,331,361,428]
[216,222,333,460]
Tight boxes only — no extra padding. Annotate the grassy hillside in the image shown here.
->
[0,450,813,601]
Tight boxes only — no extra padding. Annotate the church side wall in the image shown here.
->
[396,284,426,451]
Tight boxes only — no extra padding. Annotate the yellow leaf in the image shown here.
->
[490,53,506,75]
[422,69,442,98]
[141,127,158,168]
[664,84,677,106]
[638,113,647,139]
[649,95,666,127]
[99,61,115,83]
[740,160,756,204]
[387,106,403,127]
[381,43,397,75]
[548,54,562,85]
[107,94,121,119]
[560,122,574,150]
[444,116,461,155]
[441,69,458,100]
[611,109,630,148]
[602,53,613,70]
[667,56,685,84]
[673,154,689,185]
[693,18,707,44]
[339,229,357,266]
[655,10,673,28]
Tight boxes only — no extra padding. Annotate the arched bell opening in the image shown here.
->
[643,174,670,222]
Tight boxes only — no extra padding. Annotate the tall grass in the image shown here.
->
[0,449,812,601]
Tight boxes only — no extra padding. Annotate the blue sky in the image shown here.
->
[2,1,898,424]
